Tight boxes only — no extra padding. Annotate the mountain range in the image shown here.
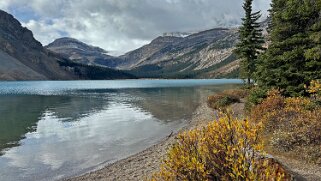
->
[0,9,268,80]
[46,27,241,79]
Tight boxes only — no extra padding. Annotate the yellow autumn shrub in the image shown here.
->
[306,79,321,97]
[151,114,287,181]
[306,80,321,106]
[251,87,321,164]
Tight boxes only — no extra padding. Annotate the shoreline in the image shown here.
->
[65,101,215,181]
[64,96,321,181]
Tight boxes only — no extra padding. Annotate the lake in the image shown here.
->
[0,79,242,181]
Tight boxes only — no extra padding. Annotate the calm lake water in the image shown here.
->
[0,79,242,181]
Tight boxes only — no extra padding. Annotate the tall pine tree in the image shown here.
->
[256,0,321,96]
[304,1,321,82]
[235,0,265,85]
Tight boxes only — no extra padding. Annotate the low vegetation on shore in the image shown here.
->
[207,89,248,110]
[251,88,321,165]
[151,0,321,180]
[151,81,321,180]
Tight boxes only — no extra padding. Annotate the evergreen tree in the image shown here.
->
[304,1,321,82]
[235,0,265,85]
[256,0,321,96]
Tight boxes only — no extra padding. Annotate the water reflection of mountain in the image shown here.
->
[0,95,108,154]
[121,88,201,121]
[120,84,238,122]
[47,95,108,121]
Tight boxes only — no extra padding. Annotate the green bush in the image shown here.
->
[245,87,268,112]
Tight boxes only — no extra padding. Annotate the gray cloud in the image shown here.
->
[1,0,271,55]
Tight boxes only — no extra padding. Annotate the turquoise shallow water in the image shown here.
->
[0,79,242,181]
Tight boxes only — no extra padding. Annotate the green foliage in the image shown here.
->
[235,0,265,85]
[245,87,268,111]
[256,0,321,96]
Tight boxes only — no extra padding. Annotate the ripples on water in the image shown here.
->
[0,79,242,181]
[0,79,241,95]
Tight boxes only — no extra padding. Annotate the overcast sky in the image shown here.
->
[0,0,271,55]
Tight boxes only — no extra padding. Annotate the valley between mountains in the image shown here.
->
[0,9,267,80]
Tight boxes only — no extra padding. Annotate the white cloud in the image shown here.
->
[0,1,10,10]
[21,20,65,46]
[2,0,271,55]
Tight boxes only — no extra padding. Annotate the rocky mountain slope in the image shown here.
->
[48,28,240,79]
[124,28,239,78]
[46,37,121,68]
[0,10,75,80]
[0,50,46,80]
[119,18,266,78]
[117,36,184,69]
[0,10,134,80]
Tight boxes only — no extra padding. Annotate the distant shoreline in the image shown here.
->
[0,78,242,82]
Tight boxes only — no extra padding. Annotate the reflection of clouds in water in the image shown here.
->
[0,81,241,181]
[40,152,63,170]
[0,102,177,181]
[3,111,65,170]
